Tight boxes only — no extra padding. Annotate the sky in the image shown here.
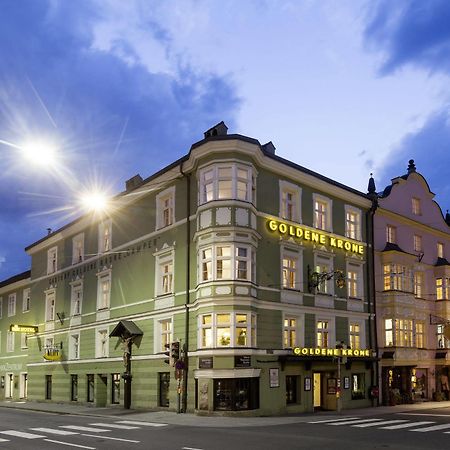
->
[0,0,449,280]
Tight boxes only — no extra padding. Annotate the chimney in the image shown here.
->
[125,174,143,191]
[262,141,276,155]
[47,228,52,235]
[204,121,228,139]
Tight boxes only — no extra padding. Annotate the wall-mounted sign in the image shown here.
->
[304,377,311,391]
[293,347,371,358]
[9,324,38,333]
[43,348,61,361]
[269,368,279,388]
[267,219,364,256]
[235,355,251,368]
[199,357,213,369]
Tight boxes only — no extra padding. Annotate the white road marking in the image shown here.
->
[81,433,140,443]
[31,428,79,435]
[398,413,450,417]
[116,420,168,427]
[182,447,204,450]
[0,438,9,442]
[44,438,96,449]
[89,422,139,430]
[60,425,110,432]
[411,423,450,432]
[381,421,435,430]
[308,417,360,424]
[0,430,45,439]
[329,418,384,426]
[352,420,408,428]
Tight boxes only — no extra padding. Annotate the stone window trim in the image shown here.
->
[345,259,365,300]
[281,246,303,292]
[344,205,362,241]
[279,180,302,223]
[156,186,176,230]
[47,246,58,275]
[44,288,56,322]
[315,315,335,349]
[153,316,173,354]
[282,312,305,349]
[95,327,109,358]
[72,233,85,265]
[7,293,16,317]
[96,267,112,311]
[312,193,333,232]
[69,333,80,360]
[386,225,397,244]
[22,288,31,313]
[98,219,112,254]
[69,278,84,316]
[154,247,175,297]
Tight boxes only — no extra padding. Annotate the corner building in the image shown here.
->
[0,123,376,414]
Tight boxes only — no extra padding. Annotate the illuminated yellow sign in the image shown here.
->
[43,348,61,361]
[293,347,371,357]
[10,324,38,333]
[267,219,364,255]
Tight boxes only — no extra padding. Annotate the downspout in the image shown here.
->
[180,163,191,413]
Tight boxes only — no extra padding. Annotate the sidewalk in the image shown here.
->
[1,399,450,428]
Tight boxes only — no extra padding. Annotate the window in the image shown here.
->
[97,272,111,310]
[45,291,55,322]
[155,251,174,296]
[435,278,450,300]
[199,244,255,283]
[437,325,448,348]
[284,317,297,348]
[437,242,444,259]
[159,319,172,352]
[87,374,94,402]
[47,247,58,274]
[98,220,112,253]
[282,253,298,290]
[315,255,333,294]
[71,281,83,316]
[199,163,255,204]
[198,312,257,348]
[69,333,80,360]
[71,375,78,401]
[286,375,299,404]
[386,225,396,244]
[111,373,120,404]
[345,206,361,240]
[313,195,331,231]
[347,266,360,298]
[395,319,414,347]
[412,197,421,215]
[214,378,259,411]
[7,293,16,317]
[159,372,170,407]
[317,320,329,348]
[349,323,361,349]
[383,264,411,291]
[72,233,84,264]
[156,187,175,230]
[385,319,393,346]
[96,329,109,358]
[351,373,365,400]
[413,235,422,253]
[22,288,30,312]
[45,375,52,400]
[6,331,15,352]
[21,333,28,349]
[414,272,424,298]
[416,322,425,348]
[280,181,301,222]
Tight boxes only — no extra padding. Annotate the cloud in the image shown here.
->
[364,0,450,75]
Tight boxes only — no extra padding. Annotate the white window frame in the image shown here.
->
[156,186,175,230]
[156,317,172,353]
[414,272,424,298]
[383,263,411,292]
[413,234,422,253]
[7,293,16,317]
[72,233,85,264]
[96,270,111,310]
[346,261,364,299]
[6,331,15,352]
[313,194,332,232]
[69,333,80,360]
[316,318,333,348]
[281,248,302,291]
[345,205,361,241]
[385,319,393,346]
[96,328,109,358]
[22,288,30,312]
[412,197,421,215]
[98,220,112,254]
[70,280,83,316]
[155,250,174,296]
[198,163,255,204]
[437,242,445,259]
[47,246,58,274]
[386,225,396,244]
[349,319,365,349]
[314,253,334,295]
[45,290,56,322]
[283,316,298,348]
[279,180,302,223]
[21,333,28,350]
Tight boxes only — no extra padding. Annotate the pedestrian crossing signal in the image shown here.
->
[171,341,180,362]
[163,343,171,365]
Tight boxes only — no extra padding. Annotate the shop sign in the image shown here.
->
[199,357,213,369]
[43,348,61,361]
[235,355,251,368]
[267,219,364,256]
[9,324,38,333]
[293,347,371,357]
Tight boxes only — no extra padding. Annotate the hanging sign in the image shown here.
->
[10,324,38,333]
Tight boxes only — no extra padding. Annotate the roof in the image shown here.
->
[109,320,144,339]
[0,270,31,289]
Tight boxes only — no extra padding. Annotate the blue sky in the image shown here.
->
[0,0,449,280]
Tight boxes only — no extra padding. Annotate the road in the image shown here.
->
[0,407,450,449]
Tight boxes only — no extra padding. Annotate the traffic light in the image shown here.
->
[163,343,171,365]
[171,341,180,362]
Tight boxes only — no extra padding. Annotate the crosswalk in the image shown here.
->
[308,416,450,434]
[0,420,168,448]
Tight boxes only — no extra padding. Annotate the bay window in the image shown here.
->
[383,263,411,291]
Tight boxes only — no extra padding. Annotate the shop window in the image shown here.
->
[111,373,120,404]
[279,181,301,223]
[87,374,95,402]
[214,378,259,411]
[98,220,112,254]
[351,373,365,400]
[71,374,78,401]
[7,293,16,317]
[47,247,58,274]
[22,288,31,312]
[286,375,300,404]
[159,372,170,407]
[45,375,52,400]
[72,233,84,264]
[284,317,297,348]
[345,206,361,240]
[156,187,175,230]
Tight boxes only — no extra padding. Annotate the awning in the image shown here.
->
[109,320,143,339]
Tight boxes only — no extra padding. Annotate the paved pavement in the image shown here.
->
[1,399,450,428]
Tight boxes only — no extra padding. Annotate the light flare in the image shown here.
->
[79,190,110,213]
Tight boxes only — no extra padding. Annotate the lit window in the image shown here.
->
[317,320,329,348]
[349,323,361,349]
[347,268,359,298]
[45,291,55,322]
[383,264,410,291]
[386,225,396,244]
[414,272,424,298]
[314,200,328,230]
[97,273,111,310]
[72,233,84,264]
[280,181,301,222]
[412,197,421,215]
[47,247,58,274]
[71,281,83,316]
[436,278,443,300]
[385,319,393,346]
[437,325,448,348]
[201,248,213,282]
[351,373,365,400]
[217,313,231,347]
[395,319,413,347]
[201,314,212,347]
[199,163,255,204]
[437,242,445,259]
[413,235,422,253]
[345,206,361,240]
[156,187,175,230]
[98,220,112,254]
[7,293,16,317]
[315,255,333,294]
[159,319,172,352]
[415,322,425,348]
[282,255,298,289]
[96,328,109,358]
[284,317,297,348]
[22,288,30,312]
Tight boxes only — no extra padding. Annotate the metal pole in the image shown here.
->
[337,357,342,413]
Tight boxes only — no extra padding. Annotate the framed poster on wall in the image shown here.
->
[327,378,337,394]
[304,377,311,391]
[344,376,350,389]
[269,368,279,388]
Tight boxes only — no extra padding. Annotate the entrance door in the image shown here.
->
[20,373,27,399]
[313,373,321,408]
[6,374,14,399]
